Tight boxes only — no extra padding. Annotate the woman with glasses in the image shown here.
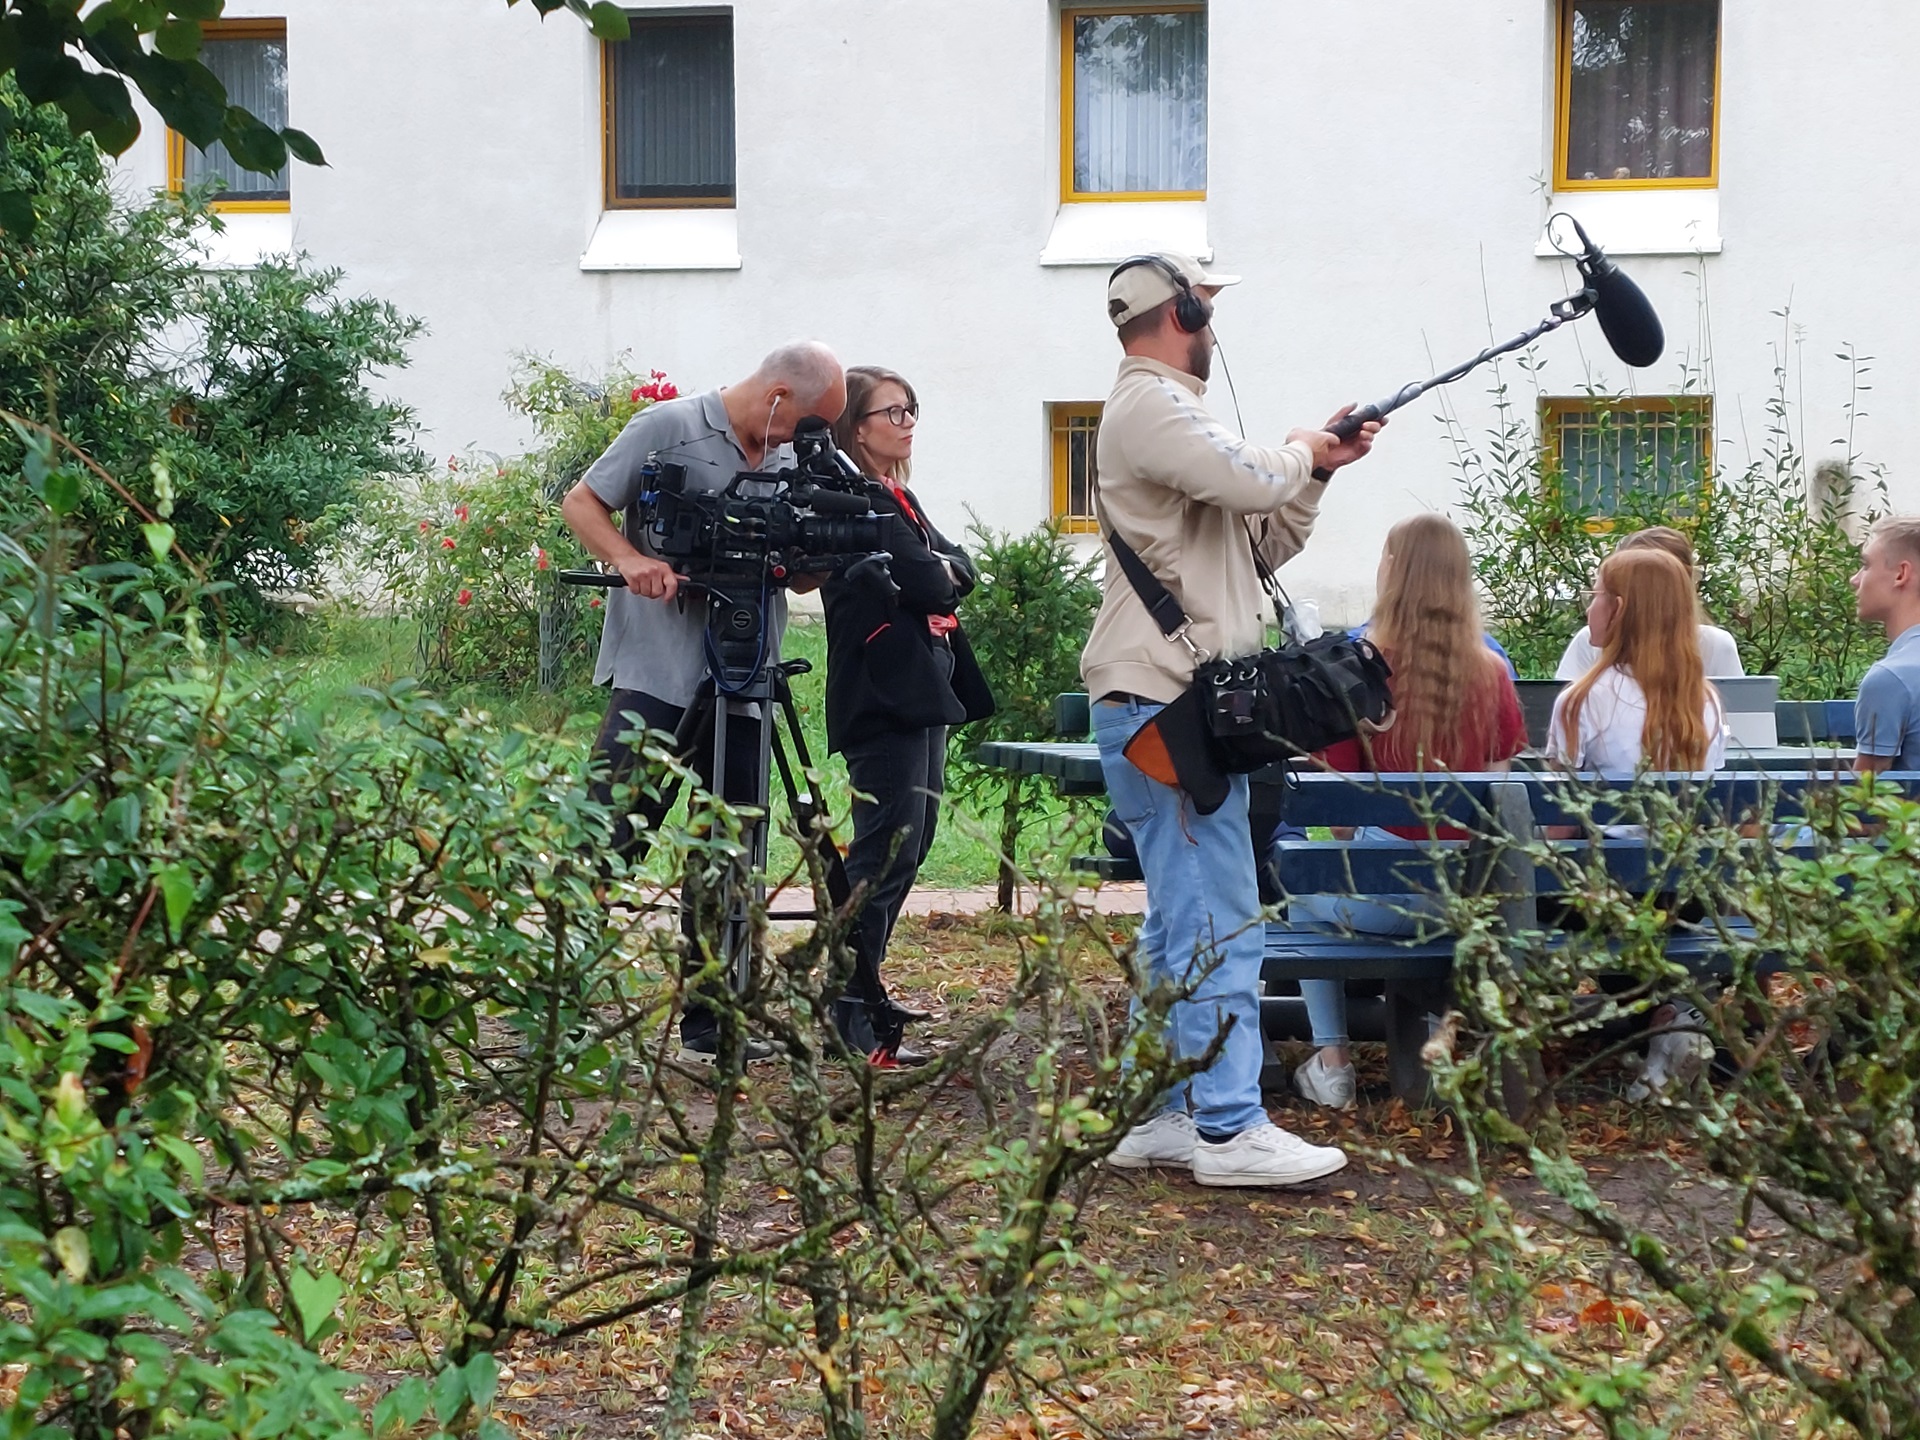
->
[823,366,995,1067]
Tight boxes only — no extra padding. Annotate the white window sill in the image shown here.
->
[581,208,741,271]
[1537,188,1722,257]
[1040,200,1210,266]
[197,210,295,269]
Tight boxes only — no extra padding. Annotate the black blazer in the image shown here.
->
[823,482,996,752]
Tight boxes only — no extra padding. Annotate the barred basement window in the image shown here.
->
[1542,396,1713,514]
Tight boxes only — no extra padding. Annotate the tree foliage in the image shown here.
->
[0,82,424,634]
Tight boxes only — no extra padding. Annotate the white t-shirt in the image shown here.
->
[1547,667,1729,778]
[1554,624,1744,681]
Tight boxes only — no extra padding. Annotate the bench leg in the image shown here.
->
[1383,978,1450,1108]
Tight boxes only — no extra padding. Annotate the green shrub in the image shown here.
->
[357,355,669,688]
[5,422,1189,1440]
[950,520,1102,909]
[1381,778,1920,1438]
[0,81,424,637]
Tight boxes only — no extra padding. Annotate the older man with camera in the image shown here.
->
[1084,254,1381,1187]
[560,340,847,1062]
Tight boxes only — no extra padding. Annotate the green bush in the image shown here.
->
[950,520,1102,909]
[5,423,1185,1440]
[1382,777,1920,1438]
[0,81,424,637]
[1453,328,1885,697]
[358,355,669,688]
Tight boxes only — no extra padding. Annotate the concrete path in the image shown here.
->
[898,882,1146,916]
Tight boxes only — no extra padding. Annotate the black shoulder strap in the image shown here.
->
[1105,527,1191,640]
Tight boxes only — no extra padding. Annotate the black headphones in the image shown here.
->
[1108,253,1212,334]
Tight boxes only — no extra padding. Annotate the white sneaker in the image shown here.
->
[1107,1109,1197,1170]
[1191,1120,1348,1188]
[1293,1052,1358,1111]
[1626,1002,1714,1102]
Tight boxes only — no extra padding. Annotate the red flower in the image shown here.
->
[536,547,549,571]
[441,537,456,550]
[447,455,459,471]
[457,589,472,607]
[631,387,643,403]
[418,520,431,533]
[455,504,469,523]
[588,596,603,609]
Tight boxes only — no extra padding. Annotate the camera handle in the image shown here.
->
[558,568,625,587]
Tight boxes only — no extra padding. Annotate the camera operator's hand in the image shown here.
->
[618,553,683,602]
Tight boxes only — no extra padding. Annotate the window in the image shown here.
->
[1542,396,1712,513]
[167,19,289,211]
[604,10,735,208]
[1557,1,1719,189]
[1061,6,1206,202]
[1050,403,1103,533]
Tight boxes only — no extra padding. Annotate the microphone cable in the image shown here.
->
[1211,330,1248,439]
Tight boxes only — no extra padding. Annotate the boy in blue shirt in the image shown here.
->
[1850,516,1920,774]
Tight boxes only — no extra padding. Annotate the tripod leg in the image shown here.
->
[771,671,852,908]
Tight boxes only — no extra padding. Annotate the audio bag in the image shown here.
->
[1107,527,1394,806]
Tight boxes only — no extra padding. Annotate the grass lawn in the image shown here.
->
[255,611,1096,890]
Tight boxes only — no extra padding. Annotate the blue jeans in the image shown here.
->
[1094,697,1268,1136]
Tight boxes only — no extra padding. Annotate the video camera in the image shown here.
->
[639,418,897,591]
[561,415,897,688]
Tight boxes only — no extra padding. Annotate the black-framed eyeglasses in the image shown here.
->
[860,403,918,426]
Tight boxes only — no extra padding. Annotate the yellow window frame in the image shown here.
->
[1555,0,1721,191]
[166,17,290,214]
[1050,402,1104,534]
[1540,394,1713,514]
[1059,3,1207,204]
[601,12,736,211]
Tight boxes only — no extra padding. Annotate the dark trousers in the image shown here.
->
[592,687,765,1043]
[840,725,947,1009]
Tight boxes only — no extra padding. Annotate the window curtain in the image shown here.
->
[1567,1,1717,181]
[1073,10,1207,194]
[610,15,736,202]
[185,37,290,200]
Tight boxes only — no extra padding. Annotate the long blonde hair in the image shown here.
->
[1364,513,1505,770]
[1559,548,1715,769]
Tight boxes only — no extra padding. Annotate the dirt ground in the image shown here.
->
[258,910,1818,1436]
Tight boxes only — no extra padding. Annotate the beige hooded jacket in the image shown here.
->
[1080,355,1327,704]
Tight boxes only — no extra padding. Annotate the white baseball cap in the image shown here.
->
[1106,251,1242,327]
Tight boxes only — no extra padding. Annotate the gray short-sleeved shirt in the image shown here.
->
[1855,625,1920,767]
[583,388,789,706]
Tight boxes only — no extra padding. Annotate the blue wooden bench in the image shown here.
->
[978,713,1908,1105]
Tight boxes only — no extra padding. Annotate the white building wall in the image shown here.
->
[117,0,1920,625]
